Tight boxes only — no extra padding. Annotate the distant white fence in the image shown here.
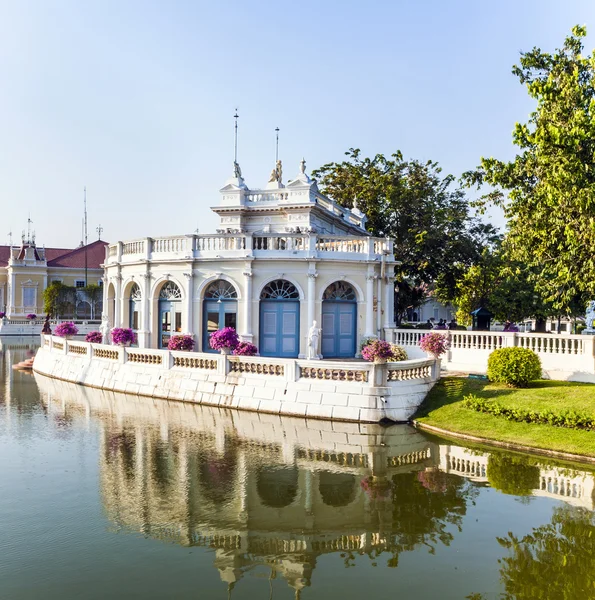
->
[385,328,595,383]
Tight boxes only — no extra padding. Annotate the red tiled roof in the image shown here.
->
[0,240,108,269]
[47,240,109,269]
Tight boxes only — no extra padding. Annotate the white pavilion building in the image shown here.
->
[102,160,396,357]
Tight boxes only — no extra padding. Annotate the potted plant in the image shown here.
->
[26,313,37,322]
[54,321,79,339]
[209,327,239,354]
[361,339,393,363]
[233,341,258,356]
[167,334,195,351]
[0,312,5,321]
[111,327,136,347]
[419,331,450,359]
[85,331,103,344]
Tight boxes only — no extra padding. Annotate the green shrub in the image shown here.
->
[575,323,586,334]
[399,323,416,329]
[487,347,542,387]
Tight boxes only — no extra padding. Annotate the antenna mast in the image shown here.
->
[275,127,280,162]
[84,186,88,287]
[234,109,239,164]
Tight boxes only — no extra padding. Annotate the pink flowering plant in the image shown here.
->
[26,313,37,320]
[417,469,449,493]
[361,339,393,362]
[419,331,450,358]
[233,341,258,356]
[0,312,5,318]
[85,331,103,343]
[360,476,394,500]
[54,322,79,337]
[209,327,239,351]
[168,334,195,351]
[111,327,136,346]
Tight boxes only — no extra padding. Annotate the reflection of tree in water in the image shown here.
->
[487,454,540,496]
[257,466,299,508]
[497,505,595,599]
[106,431,136,480]
[196,447,237,506]
[152,441,175,494]
[387,471,477,568]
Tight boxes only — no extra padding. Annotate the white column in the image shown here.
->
[114,274,122,327]
[385,276,395,328]
[307,270,317,327]
[183,271,194,335]
[242,267,253,342]
[376,276,382,337]
[365,273,376,337]
[140,271,152,348]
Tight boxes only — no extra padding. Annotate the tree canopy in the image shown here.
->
[465,25,595,312]
[313,149,498,320]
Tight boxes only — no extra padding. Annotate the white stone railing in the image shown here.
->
[106,233,394,263]
[41,335,437,387]
[386,328,595,382]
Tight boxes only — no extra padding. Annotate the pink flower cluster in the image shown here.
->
[233,341,258,356]
[209,327,239,351]
[360,476,393,499]
[0,312,5,318]
[167,334,195,351]
[419,332,450,357]
[85,331,103,343]
[417,469,448,493]
[54,322,79,337]
[111,327,136,346]
[361,339,393,362]
[26,313,37,320]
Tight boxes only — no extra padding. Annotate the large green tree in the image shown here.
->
[465,26,595,311]
[313,150,498,320]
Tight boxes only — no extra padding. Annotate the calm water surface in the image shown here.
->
[1,338,594,599]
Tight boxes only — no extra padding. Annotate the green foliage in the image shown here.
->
[487,453,540,496]
[313,149,499,317]
[464,26,595,312]
[498,506,595,599]
[43,282,76,318]
[462,394,595,430]
[487,347,542,387]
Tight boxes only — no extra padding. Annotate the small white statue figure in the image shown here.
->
[233,161,242,178]
[307,320,321,360]
[586,301,595,330]
[100,314,110,344]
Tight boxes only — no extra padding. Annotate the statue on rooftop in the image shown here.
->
[233,161,242,178]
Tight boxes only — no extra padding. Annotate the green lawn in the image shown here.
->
[414,377,595,458]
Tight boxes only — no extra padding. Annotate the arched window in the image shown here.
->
[205,280,238,299]
[159,281,182,300]
[318,471,356,507]
[260,279,299,300]
[322,281,356,301]
[256,466,299,508]
[129,283,142,300]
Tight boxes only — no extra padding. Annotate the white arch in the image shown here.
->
[318,276,364,303]
[122,277,141,299]
[257,275,305,301]
[196,274,243,301]
[151,276,186,301]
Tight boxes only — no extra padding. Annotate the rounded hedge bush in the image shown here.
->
[487,347,541,387]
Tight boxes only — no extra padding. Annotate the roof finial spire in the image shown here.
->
[234,108,239,164]
[275,127,280,162]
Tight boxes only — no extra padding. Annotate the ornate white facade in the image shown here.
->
[103,161,397,357]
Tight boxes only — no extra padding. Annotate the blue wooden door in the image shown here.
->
[321,301,356,358]
[159,300,182,349]
[259,301,299,358]
[203,300,237,352]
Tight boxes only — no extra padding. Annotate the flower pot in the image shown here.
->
[373,357,387,364]
[220,347,231,355]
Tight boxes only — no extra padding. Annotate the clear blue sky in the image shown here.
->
[1,0,594,247]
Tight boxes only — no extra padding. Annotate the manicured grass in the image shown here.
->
[414,377,595,458]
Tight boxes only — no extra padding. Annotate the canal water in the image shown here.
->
[1,339,594,599]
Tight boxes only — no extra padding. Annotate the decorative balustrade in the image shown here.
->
[245,191,289,202]
[94,347,119,360]
[386,363,432,381]
[196,235,246,252]
[229,359,285,376]
[173,356,218,369]
[297,447,368,467]
[122,240,145,255]
[315,236,367,253]
[68,343,88,356]
[111,233,393,262]
[387,447,432,467]
[152,237,190,254]
[252,234,307,251]
[450,331,505,351]
[299,365,369,382]
[128,352,162,365]
[517,334,584,355]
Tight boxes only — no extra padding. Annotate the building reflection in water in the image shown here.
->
[34,373,595,598]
